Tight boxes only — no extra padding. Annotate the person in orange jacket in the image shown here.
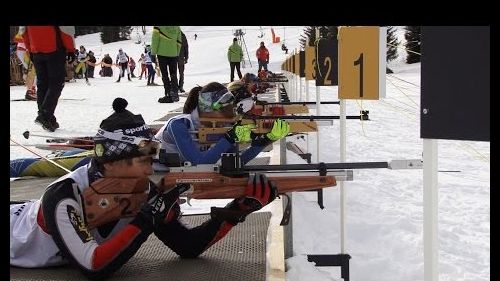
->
[256,41,269,73]
[21,26,76,132]
[13,31,37,100]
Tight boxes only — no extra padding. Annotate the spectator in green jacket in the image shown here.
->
[177,31,189,93]
[151,26,182,103]
[227,38,243,82]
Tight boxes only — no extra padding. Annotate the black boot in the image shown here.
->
[170,90,179,102]
[48,116,60,129]
[34,113,56,132]
[128,74,132,81]
[158,96,174,103]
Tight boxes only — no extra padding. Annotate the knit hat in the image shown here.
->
[243,73,258,84]
[94,98,159,163]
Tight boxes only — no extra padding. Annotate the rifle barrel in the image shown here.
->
[259,101,340,105]
[244,162,389,171]
[247,115,363,120]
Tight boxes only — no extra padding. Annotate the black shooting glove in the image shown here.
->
[131,183,190,232]
[211,173,278,225]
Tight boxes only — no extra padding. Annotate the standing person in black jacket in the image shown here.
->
[177,31,189,93]
[86,50,96,78]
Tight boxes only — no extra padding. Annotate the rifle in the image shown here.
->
[158,167,339,200]
[81,153,420,229]
[195,112,368,143]
[197,116,319,143]
[156,153,347,201]
[81,154,346,229]
[156,152,422,201]
[250,103,310,115]
[254,100,341,109]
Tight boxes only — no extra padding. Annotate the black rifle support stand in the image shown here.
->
[315,162,326,209]
[307,254,351,281]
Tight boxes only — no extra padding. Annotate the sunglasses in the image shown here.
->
[200,89,235,111]
[96,129,161,157]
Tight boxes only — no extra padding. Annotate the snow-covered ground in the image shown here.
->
[10,26,489,281]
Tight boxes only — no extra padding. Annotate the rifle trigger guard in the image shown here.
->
[319,162,327,176]
[279,193,292,226]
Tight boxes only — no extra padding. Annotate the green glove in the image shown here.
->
[266,119,290,141]
[225,123,256,143]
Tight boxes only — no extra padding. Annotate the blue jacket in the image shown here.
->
[156,112,264,165]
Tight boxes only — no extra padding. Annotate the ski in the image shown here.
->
[35,143,94,151]
[137,84,163,87]
[11,98,86,102]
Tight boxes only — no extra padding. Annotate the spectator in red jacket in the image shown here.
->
[21,26,76,132]
[129,57,137,78]
[256,41,269,73]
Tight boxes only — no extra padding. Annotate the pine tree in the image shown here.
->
[300,26,338,49]
[118,26,132,40]
[101,26,121,44]
[404,26,421,64]
[387,26,399,62]
[324,26,339,40]
[75,26,102,36]
[299,26,315,48]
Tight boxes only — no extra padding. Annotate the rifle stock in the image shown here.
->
[83,177,150,230]
[197,120,318,143]
[159,173,336,199]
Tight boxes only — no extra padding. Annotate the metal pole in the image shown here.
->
[291,68,294,101]
[305,37,310,103]
[339,99,346,253]
[281,129,293,259]
[423,139,438,281]
[286,70,290,99]
[305,78,310,156]
[305,77,310,102]
[293,50,297,102]
[239,30,252,68]
[295,67,299,101]
[299,74,303,102]
[315,27,321,164]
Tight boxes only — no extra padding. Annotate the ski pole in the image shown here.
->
[10,136,71,173]
[23,130,93,142]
